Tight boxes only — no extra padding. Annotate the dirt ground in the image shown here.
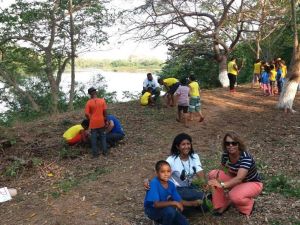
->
[0,84,299,225]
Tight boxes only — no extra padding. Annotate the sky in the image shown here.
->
[0,0,168,60]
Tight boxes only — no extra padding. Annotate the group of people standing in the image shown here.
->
[252,58,287,96]
[227,57,288,96]
[141,73,204,128]
[144,132,263,225]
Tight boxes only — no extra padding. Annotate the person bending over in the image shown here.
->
[63,119,90,145]
[105,114,125,148]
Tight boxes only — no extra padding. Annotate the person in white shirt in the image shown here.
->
[166,133,208,210]
[142,73,160,103]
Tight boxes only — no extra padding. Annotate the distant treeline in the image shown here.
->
[70,58,165,72]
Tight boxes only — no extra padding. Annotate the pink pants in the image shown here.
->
[208,170,263,215]
[262,83,270,94]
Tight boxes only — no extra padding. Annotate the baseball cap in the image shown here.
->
[88,87,96,95]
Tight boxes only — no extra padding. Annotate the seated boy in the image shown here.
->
[63,119,89,145]
[144,160,189,225]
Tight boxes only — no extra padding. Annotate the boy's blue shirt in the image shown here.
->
[261,71,269,84]
[107,115,124,135]
[144,177,182,209]
[276,69,282,81]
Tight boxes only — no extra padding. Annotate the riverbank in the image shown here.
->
[64,58,164,73]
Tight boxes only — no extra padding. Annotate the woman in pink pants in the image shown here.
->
[208,132,263,217]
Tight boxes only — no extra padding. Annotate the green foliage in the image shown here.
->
[50,168,110,198]
[4,160,23,177]
[58,177,79,193]
[122,91,140,101]
[72,58,163,72]
[50,176,79,198]
[85,167,110,181]
[265,174,300,198]
[160,37,221,89]
[191,177,206,188]
[0,73,116,126]
[51,191,61,199]
[59,147,81,159]
[32,157,43,167]
[230,42,256,84]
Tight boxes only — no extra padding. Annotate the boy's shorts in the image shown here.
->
[178,105,188,113]
[189,96,201,112]
[269,81,275,87]
[253,73,260,82]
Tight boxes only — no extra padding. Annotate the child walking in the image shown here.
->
[174,78,190,128]
[188,75,204,122]
[144,160,189,225]
[261,65,271,96]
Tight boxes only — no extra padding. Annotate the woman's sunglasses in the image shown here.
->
[225,141,238,146]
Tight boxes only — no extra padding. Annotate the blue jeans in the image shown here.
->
[177,186,208,212]
[145,207,189,225]
[91,128,107,156]
[106,133,124,148]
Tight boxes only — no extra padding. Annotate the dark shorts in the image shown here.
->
[253,73,260,82]
[269,81,275,87]
[168,82,180,95]
[178,105,188,113]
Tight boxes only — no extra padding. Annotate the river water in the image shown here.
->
[61,69,158,101]
[0,69,158,113]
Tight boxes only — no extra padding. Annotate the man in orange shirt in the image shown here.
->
[85,87,108,157]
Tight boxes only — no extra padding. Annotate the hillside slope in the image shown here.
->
[0,85,299,225]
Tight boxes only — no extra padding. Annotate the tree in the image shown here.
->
[277,0,300,113]
[0,0,112,113]
[242,0,289,60]
[68,0,76,111]
[124,0,265,87]
[0,45,42,112]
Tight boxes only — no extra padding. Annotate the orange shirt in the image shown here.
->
[85,98,107,129]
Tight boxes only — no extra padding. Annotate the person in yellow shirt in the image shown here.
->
[188,75,204,122]
[252,59,262,88]
[227,58,239,92]
[269,65,276,96]
[280,60,287,85]
[140,87,153,106]
[158,77,180,106]
[63,119,90,145]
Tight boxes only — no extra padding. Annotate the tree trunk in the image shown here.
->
[256,34,261,60]
[277,0,300,113]
[45,53,59,113]
[218,55,229,87]
[0,69,40,112]
[68,0,75,111]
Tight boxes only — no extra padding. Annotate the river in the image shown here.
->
[62,69,158,101]
[0,69,158,113]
